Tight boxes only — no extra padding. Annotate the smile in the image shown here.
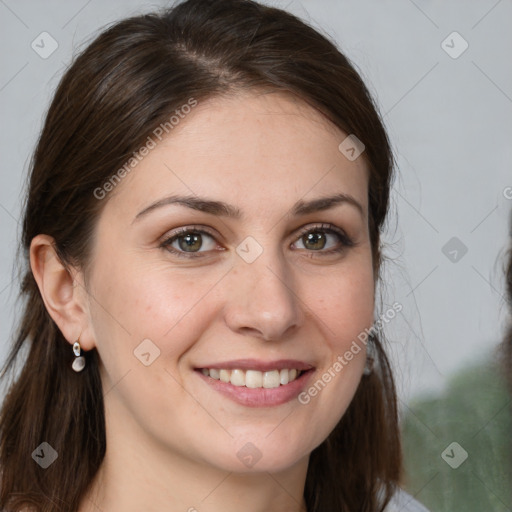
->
[195,360,315,407]
[200,368,303,388]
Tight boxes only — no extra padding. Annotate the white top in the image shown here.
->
[384,488,431,512]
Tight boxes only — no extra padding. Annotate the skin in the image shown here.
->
[30,90,375,512]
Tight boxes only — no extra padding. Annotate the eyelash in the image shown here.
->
[159,223,355,259]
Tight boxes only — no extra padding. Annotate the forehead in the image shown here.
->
[102,90,369,221]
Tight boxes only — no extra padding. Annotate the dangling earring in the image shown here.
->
[72,336,86,372]
[363,334,375,376]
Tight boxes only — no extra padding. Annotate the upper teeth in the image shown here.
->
[201,368,301,388]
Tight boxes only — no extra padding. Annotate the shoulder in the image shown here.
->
[384,488,431,512]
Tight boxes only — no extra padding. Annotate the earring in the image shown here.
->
[363,334,375,376]
[72,336,86,372]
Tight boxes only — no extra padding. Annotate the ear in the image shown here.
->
[29,234,96,351]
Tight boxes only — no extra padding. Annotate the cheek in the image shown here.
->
[307,259,375,351]
[88,255,224,365]
[287,258,374,451]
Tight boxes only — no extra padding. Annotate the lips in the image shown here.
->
[194,359,315,407]
[201,368,302,388]
[196,358,314,372]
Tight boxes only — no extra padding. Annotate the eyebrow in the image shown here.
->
[132,192,364,223]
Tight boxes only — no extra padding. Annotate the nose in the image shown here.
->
[223,246,303,342]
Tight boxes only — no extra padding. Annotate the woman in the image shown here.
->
[0,0,428,510]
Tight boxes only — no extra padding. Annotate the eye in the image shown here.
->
[160,227,219,258]
[292,223,354,255]
[160,223,354,259]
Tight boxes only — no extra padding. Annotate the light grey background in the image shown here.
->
[0,0,511,407]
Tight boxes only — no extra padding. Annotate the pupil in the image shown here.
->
[180,233,201,252]
[305,232,325,250]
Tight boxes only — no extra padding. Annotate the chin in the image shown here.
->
[199,434,313,474]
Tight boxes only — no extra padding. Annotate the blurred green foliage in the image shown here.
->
[401,358,512,511]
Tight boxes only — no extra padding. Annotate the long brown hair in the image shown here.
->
[0,1,401,510]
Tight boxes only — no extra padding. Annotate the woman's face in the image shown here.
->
[83,91,375,473]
